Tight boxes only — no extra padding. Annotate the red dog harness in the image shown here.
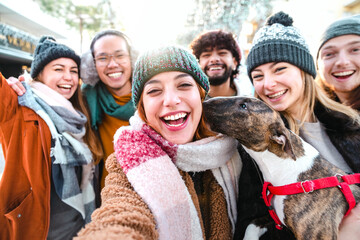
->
[262,173,360,230]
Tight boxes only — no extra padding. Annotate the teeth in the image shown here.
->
[163,112,187,121]
[209,67,222,71]
[58,85,71,89]
[268,90,286,98]
[108,72,122,78]
[167,122,183,127]
[333,71,354,77]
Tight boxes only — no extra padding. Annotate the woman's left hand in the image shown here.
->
[338,203,360,239]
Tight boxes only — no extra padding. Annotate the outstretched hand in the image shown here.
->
[338,203,360,239]
[7,75,26,96]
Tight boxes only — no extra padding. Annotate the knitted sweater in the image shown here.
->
[76,113,242,239]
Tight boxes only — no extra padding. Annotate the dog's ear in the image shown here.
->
[269,123,296,160]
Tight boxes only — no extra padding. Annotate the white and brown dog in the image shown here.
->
[203,96,360,240]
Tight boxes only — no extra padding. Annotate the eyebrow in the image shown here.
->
[144,79,160,86]
[322,40,360,51]
[174,73,191,79]
[253,62,278,72]
[95,50,126,56]
[52,64,78,69]
[144,73,192,86]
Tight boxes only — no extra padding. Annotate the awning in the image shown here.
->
[0,46,32,64]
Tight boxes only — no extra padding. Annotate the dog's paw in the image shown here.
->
[243,223,267,240]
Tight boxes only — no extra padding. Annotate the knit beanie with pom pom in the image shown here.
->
[246,11,316,81]
[31,36,80,79]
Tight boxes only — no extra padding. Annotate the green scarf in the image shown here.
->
[82,82,136,130]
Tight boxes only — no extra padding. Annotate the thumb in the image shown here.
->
[18,75,25,82]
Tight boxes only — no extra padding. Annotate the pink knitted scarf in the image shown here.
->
[113,112,241,239]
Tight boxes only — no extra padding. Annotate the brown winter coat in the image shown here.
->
[75,153,232,239]
[0,73,52,239]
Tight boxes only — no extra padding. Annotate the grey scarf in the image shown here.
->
[18,81,95,223]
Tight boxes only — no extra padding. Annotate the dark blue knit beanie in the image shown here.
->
[317,14,360,60]
[31,36,81,78]
[246,12,316,81]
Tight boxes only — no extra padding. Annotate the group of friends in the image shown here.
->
[0,10,359,240]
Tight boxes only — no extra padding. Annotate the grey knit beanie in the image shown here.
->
[246,11,316,81]
[30,36,80,79]
[132,46,209,106]
[317,14,360,59]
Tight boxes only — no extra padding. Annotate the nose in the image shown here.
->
[209,53,220,64]
[107,56,119,67]
[63,70,72,80]
[263,75,276,90]
[163,88,181,107]
[335,51,350,67]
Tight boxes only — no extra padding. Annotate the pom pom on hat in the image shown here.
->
[246,11,316,81]
[266,11,293,26]
[132,46,209,107]
[31,36,81,78]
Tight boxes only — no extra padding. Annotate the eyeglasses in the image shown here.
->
[95,53,129,66]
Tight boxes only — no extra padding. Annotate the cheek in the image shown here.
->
[73,78,79,91]
[95,65,104,75]
[319,59,332,74]
[253,82,263,95]
[143,98,158,124]
[199,59,207,69]
[191,94,203,123]
[124,62,132,71]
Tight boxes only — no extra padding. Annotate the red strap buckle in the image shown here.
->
[300,180,314,193]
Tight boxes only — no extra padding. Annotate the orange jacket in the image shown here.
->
[0,73,52,239]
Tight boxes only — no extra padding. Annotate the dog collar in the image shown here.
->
[262,173,360,230]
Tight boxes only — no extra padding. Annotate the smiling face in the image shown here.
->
[251,62,305,119]
[93,35,132,96]
[38,58,79,99]
[317,34,360,102]
[142,71,202,144]
[199,47,237,86]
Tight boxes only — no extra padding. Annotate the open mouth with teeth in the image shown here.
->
[267,89,287,99]
[206,64,225,73]
[161,112,189,127]
[58,84,72,91]
[108,72,123,79]
[332,70,355,79]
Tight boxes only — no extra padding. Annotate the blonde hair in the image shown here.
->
[137,83,216,141]
[280,72,360,134]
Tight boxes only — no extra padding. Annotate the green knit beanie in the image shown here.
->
[31,36,80,79]
[317,14,360,60]
[132,46,209,106]
[246,11,316,81]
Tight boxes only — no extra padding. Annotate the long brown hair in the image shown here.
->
[137,82,216,141]
[315,77,360,111]
[70,87,104,164]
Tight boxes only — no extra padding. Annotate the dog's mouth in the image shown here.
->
[161,112,189,127]
[267,90,287,99]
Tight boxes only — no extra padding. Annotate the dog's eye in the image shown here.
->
[240,103,247,109]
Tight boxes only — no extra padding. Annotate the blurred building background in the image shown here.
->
[0,0,76,78]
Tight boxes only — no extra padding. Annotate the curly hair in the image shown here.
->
[189,30,242,79]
